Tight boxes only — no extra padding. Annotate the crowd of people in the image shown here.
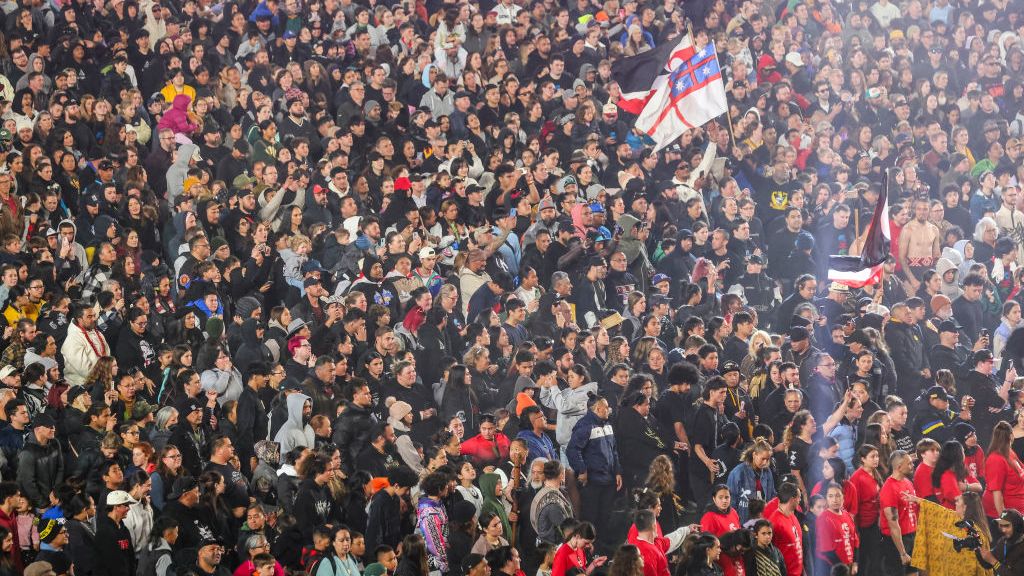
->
[0,0,1021,574]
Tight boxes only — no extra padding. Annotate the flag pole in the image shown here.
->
[686,20,737,151]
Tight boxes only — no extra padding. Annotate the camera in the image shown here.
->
[951,519,983,553]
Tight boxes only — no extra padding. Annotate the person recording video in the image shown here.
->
[975,509,1024,575]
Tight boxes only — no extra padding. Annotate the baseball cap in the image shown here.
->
[721,361,740,375]
[938,320,960,333]
[32,412,56,429]
[418,247,437,259]
[168,476,199,499]
[651,273,671,285]
[650,293,672,307]
[106,490,138,506]
[927,385,949,403]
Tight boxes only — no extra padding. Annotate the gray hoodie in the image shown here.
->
[540,381,599,446]
[937,248,964,300]
[166,142,197,202]
[274,393,314,453]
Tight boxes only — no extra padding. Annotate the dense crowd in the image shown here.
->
[0,0,1020,574]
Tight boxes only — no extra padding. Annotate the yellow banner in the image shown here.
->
[911,499,992,576]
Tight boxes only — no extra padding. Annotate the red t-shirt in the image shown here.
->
[937,469,963,510]
[965,448,986,482]
[811,480,859,518]
[847,468,879,528]
[635,538,671,576]
[982,452,1024,517]
[913,463,936,502]
[551,544,585,576]
[815,509,860,565]
[701,509,745,576]
[879,477,918,536]
[768,508,804,576]
[627,522,670,553]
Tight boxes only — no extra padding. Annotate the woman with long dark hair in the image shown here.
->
[440,364,479,431]
[680,533,724,576]
[551,521,607,576]
[783,409,816,506]
[848,443,882,574]
[813,456,860,520]
[743,519,786,576]
[983,421,1024,518]
[699,484,744,576]
[0,526,14,576]
[395,534,430,576]
[197,470,232,542]
[933,440,972,510]
[608,544,644,576]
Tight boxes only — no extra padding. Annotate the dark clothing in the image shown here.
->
[961,369,1007,447]
[364,489,403,556]
[952,296,985,344]
[333,401,378,474]
[614,406,668,488]
[293,478,342,540]
[94,515,135,576]
[17,435,64,508]
[885,321,929,398]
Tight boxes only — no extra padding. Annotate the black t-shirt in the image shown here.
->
[788,437,812,477]
[655,389,695,443]
[689,402,722,469]
[205,461,250,510]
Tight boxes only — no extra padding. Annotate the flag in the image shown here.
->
[633,41,729,152]
[828,171,892,288]
[613,34,695,115]
[911,499,992,576]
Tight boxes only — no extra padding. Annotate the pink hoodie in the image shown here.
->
[157,94,198,135]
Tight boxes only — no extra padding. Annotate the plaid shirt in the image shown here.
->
[79,264,112,302]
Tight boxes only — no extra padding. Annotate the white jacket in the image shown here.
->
[61,321,109,385]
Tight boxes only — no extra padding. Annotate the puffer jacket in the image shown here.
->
[17,434,64,508]
[156,94,198,135]
[566,410,621,485]
[332,401,377,474]
[885,319,929,396]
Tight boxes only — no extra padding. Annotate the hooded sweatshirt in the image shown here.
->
[540,381,599,445]
[617,214,653,288]
[157,94,198,135]
[936,248,964,300]
[274,393,314,453]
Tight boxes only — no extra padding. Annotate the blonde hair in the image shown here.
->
[290,234,311,251]
[463,345,489,366]
[747,330,772,358]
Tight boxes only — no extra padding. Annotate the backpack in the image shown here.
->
[306,554,337,576]
[136,546,174,576]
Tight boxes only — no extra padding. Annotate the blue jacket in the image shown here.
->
[726,462,776,524]
[566,411,621,485]
[828,420,858,469]
[516,429,557,463]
